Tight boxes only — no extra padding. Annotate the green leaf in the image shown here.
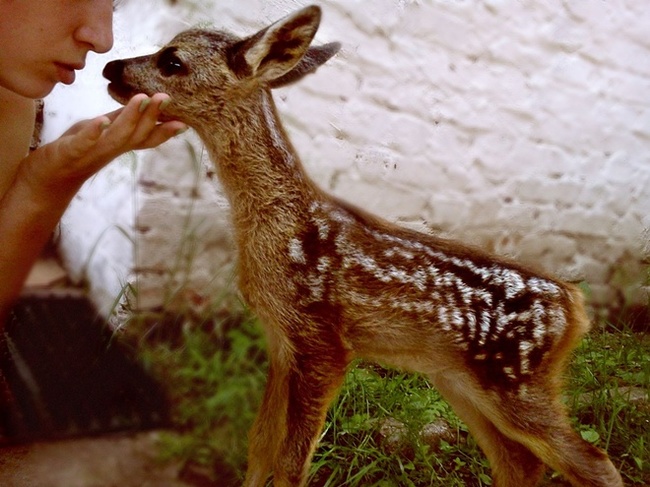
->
[478,472,493,485]
[580,429,600,443]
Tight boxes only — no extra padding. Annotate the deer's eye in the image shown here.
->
[157,47,187,76]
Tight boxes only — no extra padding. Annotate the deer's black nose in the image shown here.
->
[103,60,125,82]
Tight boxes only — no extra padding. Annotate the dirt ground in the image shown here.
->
[0,431,199,487]
[0,257,225,487]
[1,259,202,486]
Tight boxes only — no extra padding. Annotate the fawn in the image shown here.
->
[103,6,623,487]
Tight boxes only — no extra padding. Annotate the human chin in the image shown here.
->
[26,69,64,98]
[17,64,74,98]
[22,79,58,99]
[24,83,59,100]
[0,77,55,99]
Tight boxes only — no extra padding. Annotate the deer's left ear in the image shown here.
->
[233,5,322,83]
[269,41,341,89]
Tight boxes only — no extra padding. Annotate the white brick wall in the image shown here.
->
[47,0,649,315]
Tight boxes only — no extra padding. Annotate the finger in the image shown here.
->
[102,94,175,124]
[103,106,125,122]
[134,121,189,150]
[127,93,172,144]
[131,93,169,139]
[104,93,150,136]
[61,115,107,138]
[93,94,150,154]
[121,93,188,149]
[59,117,110,160]
[103,93,169,148]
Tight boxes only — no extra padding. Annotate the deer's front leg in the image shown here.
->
[243,350,291,487]
[272,348,349,487]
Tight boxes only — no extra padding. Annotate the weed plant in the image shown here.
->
[138,311,267,482]
[566,320,650,486]
[139,308,649,486]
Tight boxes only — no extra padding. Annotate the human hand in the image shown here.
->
[24,93,187,193]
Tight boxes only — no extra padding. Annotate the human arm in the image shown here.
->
[0,93,186,323]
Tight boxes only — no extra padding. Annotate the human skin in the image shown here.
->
[0,0,187,324]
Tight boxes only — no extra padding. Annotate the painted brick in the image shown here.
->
[48,0,649,315]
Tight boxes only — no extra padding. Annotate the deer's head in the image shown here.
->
[103,6,339,124]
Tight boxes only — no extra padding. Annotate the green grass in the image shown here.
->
[137,310,650,486]
[566,320,650,485]
[134,311,267,482]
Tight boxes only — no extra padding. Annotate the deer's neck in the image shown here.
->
[199,90,317,224]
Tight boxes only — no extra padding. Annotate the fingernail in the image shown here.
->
[138,97,151,113]
[159,98,171,111]
[100,120,111,131]
[175,126,189,136]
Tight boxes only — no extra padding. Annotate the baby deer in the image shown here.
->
[103,6,623,487]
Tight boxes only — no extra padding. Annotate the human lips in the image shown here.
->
[54,61,85,85]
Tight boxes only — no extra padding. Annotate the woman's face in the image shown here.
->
[0,0,114,99]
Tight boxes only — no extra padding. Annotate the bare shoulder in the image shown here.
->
[0,87,36,198]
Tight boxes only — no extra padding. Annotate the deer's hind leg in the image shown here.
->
[492,392,623,487]
[433,369,623,487]
[432,373,546,487]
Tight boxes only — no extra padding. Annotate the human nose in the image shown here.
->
[74,1,114,53]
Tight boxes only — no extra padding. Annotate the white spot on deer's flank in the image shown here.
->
[527,277,561,297]
[317,256,330,273]
[503,366,517,379]
[314,217,330,240]
[289,238,306,264]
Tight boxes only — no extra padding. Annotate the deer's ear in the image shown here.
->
[269,42,340,89]
[234,5,322,83]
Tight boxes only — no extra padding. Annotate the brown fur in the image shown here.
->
[103,6,623,487]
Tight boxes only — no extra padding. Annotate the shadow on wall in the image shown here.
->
[1,292,169,443]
